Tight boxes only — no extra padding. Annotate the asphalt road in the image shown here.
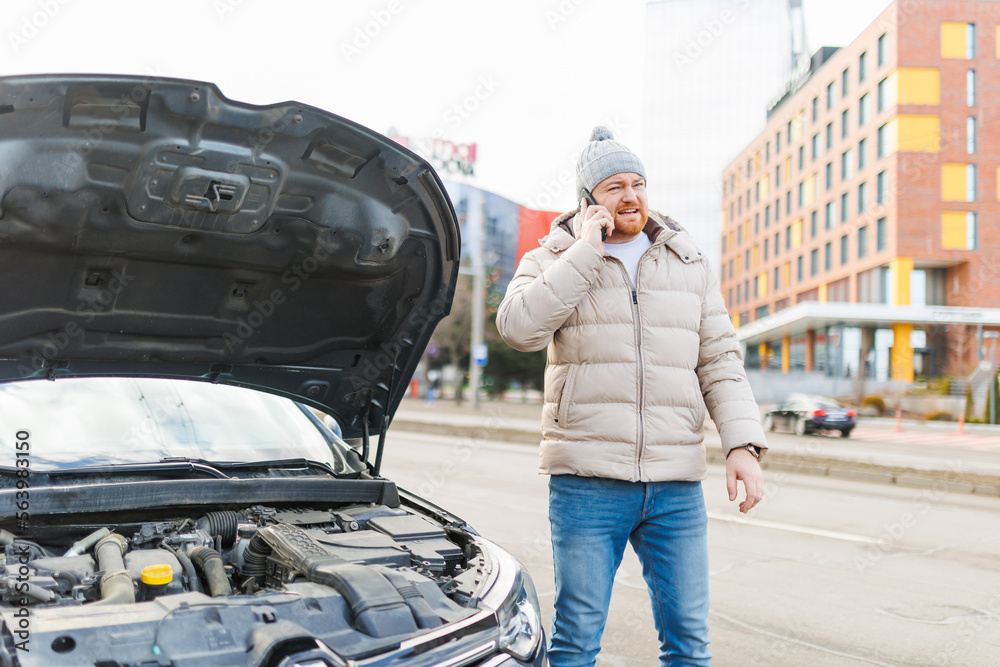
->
[381,429,1000,666]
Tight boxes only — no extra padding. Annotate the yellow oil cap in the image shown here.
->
[141,564,174,586]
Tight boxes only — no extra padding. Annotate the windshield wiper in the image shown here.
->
[47,460,231,479]
[206,458,340,477]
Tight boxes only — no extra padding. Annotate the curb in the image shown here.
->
[394,419,1000,497]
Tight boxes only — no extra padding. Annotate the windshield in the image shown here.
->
[0,377,347,472]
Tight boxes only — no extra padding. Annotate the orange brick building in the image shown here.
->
[720,0,1000,383]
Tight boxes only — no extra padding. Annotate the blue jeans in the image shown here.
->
[547,475,711,667]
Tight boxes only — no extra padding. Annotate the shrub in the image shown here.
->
[861,395,886,415]
[924,411,955,422]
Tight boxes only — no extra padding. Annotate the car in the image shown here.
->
[763,393,857,438]
[0,74,545,667]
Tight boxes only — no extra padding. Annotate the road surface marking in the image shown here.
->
[711,611,900,666]
[707,511,879,544]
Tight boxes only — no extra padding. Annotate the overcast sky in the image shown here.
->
[1,0,893,210]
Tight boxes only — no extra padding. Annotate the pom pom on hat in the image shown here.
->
[576,126,645,201]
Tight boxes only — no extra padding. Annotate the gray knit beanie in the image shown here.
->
[576,126,646,201]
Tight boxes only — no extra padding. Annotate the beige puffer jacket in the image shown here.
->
[497,211,766,482]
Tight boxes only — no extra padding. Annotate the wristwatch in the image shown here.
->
[729,444,761,459]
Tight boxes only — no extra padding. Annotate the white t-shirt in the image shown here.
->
[603,233,652,287]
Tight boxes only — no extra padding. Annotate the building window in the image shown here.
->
[786,191,792,215]
[968,23,976,58]
[785,225,791,250]
[776,164,781,188]
[811,210,817,238]
[841,109,849,138]
[774,267,779,290]
[812,96,818,122]
[798,181,804,208]
[878,33,887,66]
[841,149,853,181]
[737,226,742,244]
[787,120,793,144]
[799,145,804,170]
[842,68,850,97]
[776,130,781,152]
[942,211,977,250]
[841,192,849,222]
[859,93,870,125]
[765,205,771,227]
[859,225,868,258]
[825,242,832,270]
[877,78,888,112]
[877,170,887,204]
[766,141,770,162]
[877,217,886,251]
[827,81,835,110]
[858,182,868,213]
[825,162,833,190]
[755,213,760,234]
[858,138,867,170]
[968,70,977,106]
[811,248,819,276]
[968,117,977,154]
[825,123,833,150]
[774,232,780,255]
[755,181,760,202]
[797,255,803,281]
[775,198,780,221]
[825,201,834,229]
[942,22,976,59]
[840,234,848,264]
[812,133,819,161]
[859,51,867,82]
[764,238,769,260]
[968,164,977,201]
[877,124,888,158]
[754,275,758,298]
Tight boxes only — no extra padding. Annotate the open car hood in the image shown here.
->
[0,74,460,440]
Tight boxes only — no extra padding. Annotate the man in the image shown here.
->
[497,127,767,666]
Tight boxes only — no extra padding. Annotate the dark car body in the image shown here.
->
[764,393,857,437]
[0,74,544,667]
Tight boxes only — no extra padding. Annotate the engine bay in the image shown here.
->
[0,503,492,665]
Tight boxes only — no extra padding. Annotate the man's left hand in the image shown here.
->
[726,449,763,514]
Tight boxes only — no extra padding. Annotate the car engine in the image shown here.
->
[0,504,492,666]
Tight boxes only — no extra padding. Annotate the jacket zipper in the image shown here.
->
[606,237,669,480]
[631,286,644,480]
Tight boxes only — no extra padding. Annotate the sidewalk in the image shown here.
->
[393,396,1000,496]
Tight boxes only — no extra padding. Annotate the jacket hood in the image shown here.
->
[0,74,460,440]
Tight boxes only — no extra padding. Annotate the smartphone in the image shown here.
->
[583,188,607,241]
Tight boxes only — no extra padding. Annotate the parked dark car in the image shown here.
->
[0,75,544,667]
[763,394,857,437]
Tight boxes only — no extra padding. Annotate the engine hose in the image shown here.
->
[240,533,272,580]
[90,533,134,605]
[188,546,231,597]
[159,544,202,594]
[197,511,241,548]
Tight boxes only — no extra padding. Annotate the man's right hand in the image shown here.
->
[574,197,615,251]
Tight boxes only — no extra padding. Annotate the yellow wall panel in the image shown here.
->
[805,175,816,205]
[941,22,967,59]
[792,111,803,141]
[755,151,761,172]
[942,164,968,202]
[890,323,914,382]
[753,245,759,268]
[732,314,740,329]
[895,68,940,105]
[791,220,803,248]
[894,115,940,153]
[758,272,768,298]
[783,262,791,287]
[890,257,913,305]
[760,173,770,200]
[736,255,741,274]
[818,283,827,303]
[941,212,968,249]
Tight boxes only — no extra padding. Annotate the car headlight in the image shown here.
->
[477,540,543,662]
